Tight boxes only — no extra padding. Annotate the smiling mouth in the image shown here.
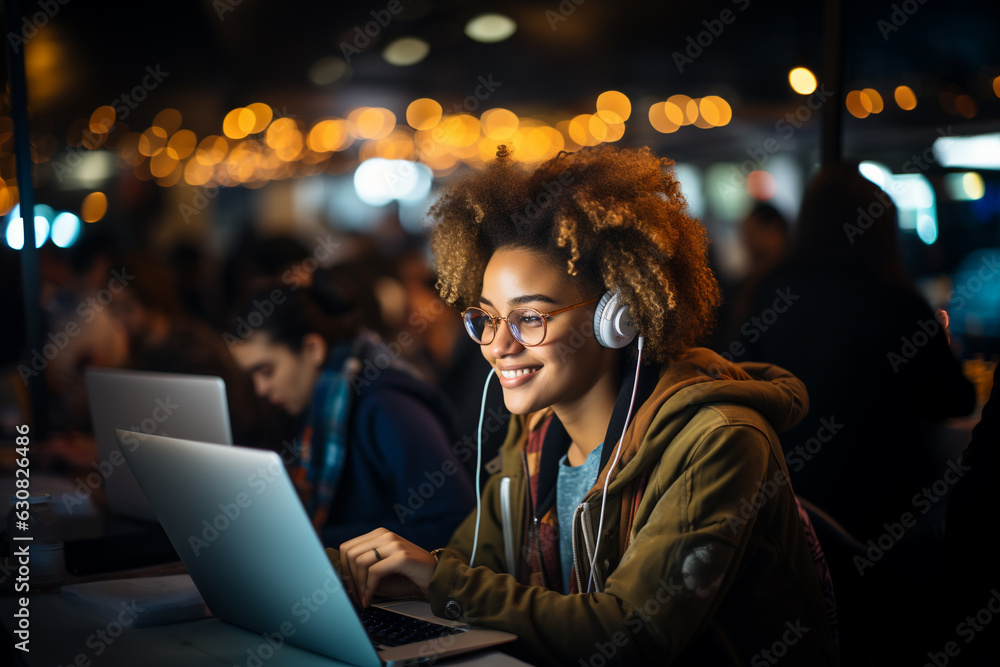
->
[499,367,541,379]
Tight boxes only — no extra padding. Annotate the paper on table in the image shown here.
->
[60,574,212,627]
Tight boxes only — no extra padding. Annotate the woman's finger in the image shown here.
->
[344,533,395,602]
[364,551,409,607]
[353,543,387,607]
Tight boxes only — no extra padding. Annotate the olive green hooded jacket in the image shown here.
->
[427,347,838,665]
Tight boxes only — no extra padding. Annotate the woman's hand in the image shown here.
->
[339,528,437,607]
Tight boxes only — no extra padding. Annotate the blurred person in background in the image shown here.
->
[227,267,474,549]
[111,252,272,448]
[740,203,790,277]
[742,164,975,538]
[720,203,791,340]
[741,163,976,660]
[393,246,508,477]
[39,234,129,435]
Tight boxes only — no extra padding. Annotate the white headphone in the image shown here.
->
[593,291,638,349]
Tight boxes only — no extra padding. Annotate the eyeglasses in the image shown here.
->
[462,297,600,347]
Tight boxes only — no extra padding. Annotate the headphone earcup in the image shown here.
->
[593,291,638,349]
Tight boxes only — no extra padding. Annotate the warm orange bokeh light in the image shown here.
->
[81,192,108,223]
[894,85,917,110]
[406,98,443,131]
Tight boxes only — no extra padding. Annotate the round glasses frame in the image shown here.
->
[461,297,601,347]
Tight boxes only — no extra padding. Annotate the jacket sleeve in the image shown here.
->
[427,421,776,665]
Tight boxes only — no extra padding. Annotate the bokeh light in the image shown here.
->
[894,85,918,110]
[89,106,116,134]
[81,191,108,223]
[406,99,443,131]
[51,212,81,248]
[465,14,517,43]
[648,102,680,134]
[481,108,519,141]
[861,88,884,114]
[383,38,430,66]
[596,91,631,123]
[153,109,182,135]
[788,67,817,95]
[846,90,872,118]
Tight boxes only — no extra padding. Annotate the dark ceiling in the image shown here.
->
[5,0,998,140]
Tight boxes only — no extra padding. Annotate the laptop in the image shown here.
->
[86,368,234,521]
[115,429,517,666]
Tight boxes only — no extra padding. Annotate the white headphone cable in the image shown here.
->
[586,335,644,593]
[468,367,496,568]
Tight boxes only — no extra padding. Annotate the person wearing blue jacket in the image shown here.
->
[228,268,474,549]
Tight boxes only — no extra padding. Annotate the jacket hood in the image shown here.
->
[592,346,809,494]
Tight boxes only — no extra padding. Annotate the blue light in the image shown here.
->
[916,214,938,245]
[4,205,50,249]
[51,212,82,248]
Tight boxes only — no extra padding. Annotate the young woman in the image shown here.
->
[228,269,474,549]
[338,146,837,665]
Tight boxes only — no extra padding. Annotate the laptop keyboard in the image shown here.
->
[357,605,463,647]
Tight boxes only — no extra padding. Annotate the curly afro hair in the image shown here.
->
[427,145,720,364]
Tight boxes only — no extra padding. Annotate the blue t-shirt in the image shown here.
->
[556,443,603,593]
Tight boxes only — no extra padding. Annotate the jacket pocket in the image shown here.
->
[500,476,516,575]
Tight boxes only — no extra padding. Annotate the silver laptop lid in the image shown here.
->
[86,368,234,521]
[116,429,383,667]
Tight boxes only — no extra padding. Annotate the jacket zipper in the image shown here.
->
[500,476,515,576]
[572,502,586,594]
[580,500,600,592]
[521,451,548,588]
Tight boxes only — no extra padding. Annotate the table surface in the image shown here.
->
[0,580,529,667]
[0,471,530,667]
